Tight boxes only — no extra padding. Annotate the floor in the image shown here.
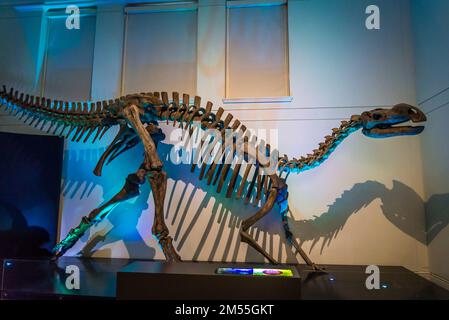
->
[1,257,448,300]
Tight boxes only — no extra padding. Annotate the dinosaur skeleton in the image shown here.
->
[0,86,426,269]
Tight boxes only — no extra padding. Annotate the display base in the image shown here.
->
[2,257,449,300]
[116,261,301,300]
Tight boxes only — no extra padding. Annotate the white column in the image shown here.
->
[196,0,227,105]
[91,4,125,101]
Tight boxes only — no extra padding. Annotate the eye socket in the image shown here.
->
[373,113,382,120]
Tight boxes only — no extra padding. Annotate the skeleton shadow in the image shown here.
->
[60,139,448,262]
[79,181,156,260]
[157,141,293,263]
[288,180,449,254]
[425,193,449,244]
[61,147,107,200]
[0,201,52,258]
[159,141,449,261]
[0,201,52,289]
[60,135,289,262]
[61,136,156,259]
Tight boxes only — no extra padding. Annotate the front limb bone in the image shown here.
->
[123,104,163,170]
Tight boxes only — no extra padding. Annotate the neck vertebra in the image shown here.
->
[278,116,362,174]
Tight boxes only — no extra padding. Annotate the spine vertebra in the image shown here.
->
[278,116,362,174]
[0,86,115,142]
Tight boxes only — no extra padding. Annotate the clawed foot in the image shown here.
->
[51,240,73,260]
[310,263,326,273]
[50,254,60,263]
[50,216,93,260]
[160,236,182,262]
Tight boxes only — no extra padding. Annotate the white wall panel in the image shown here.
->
[43,15,96,101]
[226,4,289,98]
[123,9,198,95]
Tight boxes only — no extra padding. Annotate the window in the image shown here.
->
[43,12,96,101]
[123,5,198,96]
[226,2,289,99]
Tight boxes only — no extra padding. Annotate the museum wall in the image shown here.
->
[0,0,429,274]
[411,0,449,289]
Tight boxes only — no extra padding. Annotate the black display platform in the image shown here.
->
[1,257,449,300]
[1,257,129,299]
[116,261,301,300]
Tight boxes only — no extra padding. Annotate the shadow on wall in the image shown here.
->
[289,180,449,254]
[60,141,449,262]
[61,140,156,259]
[425,193,449,244]
[61,141,292,262]
[0,201,52,258]
[80,181,156,260]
